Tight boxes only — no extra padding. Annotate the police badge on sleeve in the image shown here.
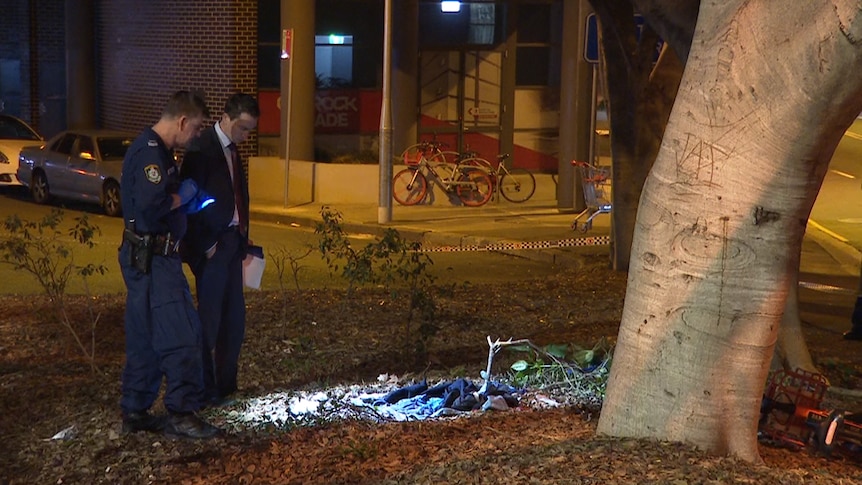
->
[144,164,162,184]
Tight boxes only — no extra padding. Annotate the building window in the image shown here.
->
[515,2,561,87]
[418,0,502,47]
[315,35,354,88]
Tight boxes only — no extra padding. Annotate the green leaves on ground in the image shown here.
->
[506,338,614,410]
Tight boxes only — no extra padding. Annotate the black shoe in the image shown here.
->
[122,411,166,434]
[164,413,221,440]
[843,330,862,341]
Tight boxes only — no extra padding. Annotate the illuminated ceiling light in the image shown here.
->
[328,34,345,45]
[441,1,461,13]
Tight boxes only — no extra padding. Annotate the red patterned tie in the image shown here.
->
[229,143,247,236]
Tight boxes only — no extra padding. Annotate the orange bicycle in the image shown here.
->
[392,141,493,207]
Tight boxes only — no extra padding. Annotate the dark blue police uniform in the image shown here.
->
[118,127,204,416]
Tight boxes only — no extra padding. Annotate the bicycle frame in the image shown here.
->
[458,153,537,203]
[392,146,493,206]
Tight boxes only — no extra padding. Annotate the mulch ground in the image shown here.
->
[1,258,861,484]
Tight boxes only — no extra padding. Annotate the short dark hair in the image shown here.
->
[162,90,210,119]
[224,92,260,120]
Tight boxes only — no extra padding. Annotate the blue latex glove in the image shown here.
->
[186,189,215,214]
[176,178,199,206]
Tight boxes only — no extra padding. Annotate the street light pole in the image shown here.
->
[283,28,294,207]
[378,0,393,223]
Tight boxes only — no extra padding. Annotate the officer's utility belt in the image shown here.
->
[123,229,180,273]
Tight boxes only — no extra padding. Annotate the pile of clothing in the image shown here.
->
[353,378,520,422]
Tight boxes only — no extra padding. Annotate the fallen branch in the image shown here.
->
[482,336,569,392]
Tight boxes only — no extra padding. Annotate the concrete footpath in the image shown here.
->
[249,193,862,338]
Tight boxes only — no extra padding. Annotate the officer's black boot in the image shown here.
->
[845,297,862,340]
[164,413,221,440]
[122,411,166,433]
[843,326,862,340]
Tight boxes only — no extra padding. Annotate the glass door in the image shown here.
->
[418,49,502,161]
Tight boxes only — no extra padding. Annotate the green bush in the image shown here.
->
[0,209,106,370]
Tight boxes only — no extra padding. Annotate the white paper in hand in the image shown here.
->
[243,245,265,289]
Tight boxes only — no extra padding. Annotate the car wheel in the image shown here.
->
[103,180,122,217]
[30,170,51,205]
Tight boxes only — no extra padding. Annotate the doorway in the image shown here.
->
[417,49,504,161]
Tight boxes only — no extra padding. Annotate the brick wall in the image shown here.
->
[0,0,31,121]
[96,0,259,156]
[35,0,66,137]
[0,0,65,134]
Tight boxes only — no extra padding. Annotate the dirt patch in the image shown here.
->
[1,260,861,484]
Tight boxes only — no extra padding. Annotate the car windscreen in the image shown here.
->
[98,137,134,161]
[0,117,41,141]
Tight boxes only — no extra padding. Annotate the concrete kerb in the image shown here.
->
[805,223,862,278]
[251,207,591,266]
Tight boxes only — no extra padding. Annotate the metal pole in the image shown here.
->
[589,64,597,166]
[378,0,393,223]
[284,49,294,207]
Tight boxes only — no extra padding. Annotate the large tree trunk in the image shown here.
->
[597,1,862,462]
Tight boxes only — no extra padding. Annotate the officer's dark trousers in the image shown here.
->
[193,228,246,400]
[119,242,204,415]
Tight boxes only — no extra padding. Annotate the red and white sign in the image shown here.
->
[467,106,498,120]
[282,29,293,59]
[315,89,381,134]
[258,89,385,135]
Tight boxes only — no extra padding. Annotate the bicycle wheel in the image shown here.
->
[499,168,536,203]
[456,168,493,207]
[392,168,428,205]
[459,157,498,196]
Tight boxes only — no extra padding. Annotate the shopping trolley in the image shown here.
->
[570,160,612,232]
[759,368,862,458]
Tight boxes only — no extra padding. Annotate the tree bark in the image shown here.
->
[597,0,862,461]
[773,261,818,375]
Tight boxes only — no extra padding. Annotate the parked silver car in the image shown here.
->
[0,114,43,187]
[17,129,136,217]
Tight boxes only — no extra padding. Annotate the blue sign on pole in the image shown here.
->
[584,13,662,64]
[584,14,600,63]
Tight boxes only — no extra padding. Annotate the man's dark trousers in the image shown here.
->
[193,228,246,401]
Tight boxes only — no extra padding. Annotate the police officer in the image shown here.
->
[118,90,220,440]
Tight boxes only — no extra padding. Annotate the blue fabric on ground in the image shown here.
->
[360,378,520,421]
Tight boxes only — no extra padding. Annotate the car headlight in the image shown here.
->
[0,151,9,164]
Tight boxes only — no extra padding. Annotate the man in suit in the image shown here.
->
[181,92,260,407]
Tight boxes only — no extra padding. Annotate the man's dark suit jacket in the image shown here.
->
[180,126,250,271]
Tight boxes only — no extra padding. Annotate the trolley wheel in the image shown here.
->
[499,168,536,203]
[392,168,428,205]
[456,168,493,207]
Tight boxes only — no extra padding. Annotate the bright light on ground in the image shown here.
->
[217,383,395,431]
